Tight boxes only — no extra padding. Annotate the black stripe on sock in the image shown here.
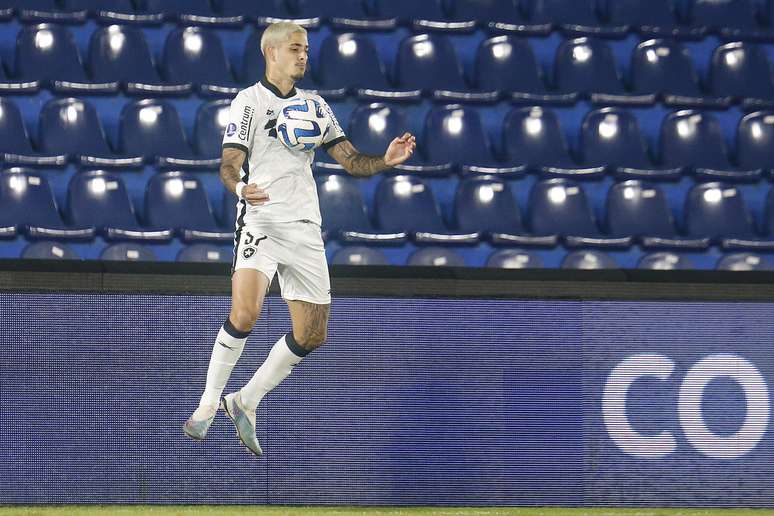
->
[223,317,251,339]
[285,332,310,357]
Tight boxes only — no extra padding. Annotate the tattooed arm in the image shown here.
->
[220,146,269,206]
[327,133,417,178]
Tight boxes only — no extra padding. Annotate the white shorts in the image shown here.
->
[232,220,331,305]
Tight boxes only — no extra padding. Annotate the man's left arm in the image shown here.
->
[327,133,417,178]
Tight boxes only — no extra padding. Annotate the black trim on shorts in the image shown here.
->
[231,159,250,275]
[321,135,347,151]
[223,142,249,154]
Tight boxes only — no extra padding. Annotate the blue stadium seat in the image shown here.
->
[67,170,173,242]
[503,106,605,178]
[716,253,774,270]
[145,171,232,242]
[454,175,558,246]
[371,0,447,24]
[293,0,395,29]
[737,111,774,175]
[708,42,774,109]
[450,0,550,34]
[194,99,230,159]
[220,0,294,19]
[162,27,238,96]
[685,0,762,39]
[140,0,242,25]
[332,246,390,265]
[553,37,654,105]
[119,99,218,168]
[486,248,544,268]
[374,175,480,245]
[177,243,230,263]
[764,187,774,236]
[14,24,116,94]
[317,174,407,244]
[64,0,162,24]
[638,252,694,270]
[685,182,774,250]
[607,0,693,38]
[580,107,681,180]
[221,189,238,230]
[7,0,87,23]
[38,98,143,168]
[0,171,95,241]
[101,242,157,261]
[606,180,709,249]
[0,98,66,167]
[408,247,467,266]
[630,39,727,108]
[659,110,762,182]
[528,178,632,248]
[88,25,190,96]
[475,36,576,105]
[21,241,80,260]
[316,33,398,96]
[529,0,627,37]
[561,250,618,269]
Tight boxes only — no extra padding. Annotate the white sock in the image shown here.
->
[240,333,308,412]
[199,319,250,407]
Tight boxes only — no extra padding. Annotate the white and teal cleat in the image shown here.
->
[221,391,263,457]
[183,405,217,441]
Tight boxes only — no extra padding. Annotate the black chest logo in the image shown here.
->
[264,118,277,138]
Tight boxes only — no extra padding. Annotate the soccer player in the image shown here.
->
[183,21,416,456]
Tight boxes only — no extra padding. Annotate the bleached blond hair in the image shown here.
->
[260,22,307,56]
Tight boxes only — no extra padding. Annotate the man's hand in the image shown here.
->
[242,184,270,206]
[383,132,416,167]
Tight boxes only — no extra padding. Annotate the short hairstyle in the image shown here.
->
[260,22,307,56]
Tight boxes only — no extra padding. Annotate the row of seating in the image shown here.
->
[6,95,774,184]
[6,0,774,41]
[5,23,774,106]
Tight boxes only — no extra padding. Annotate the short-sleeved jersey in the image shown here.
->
[222,78,346,227]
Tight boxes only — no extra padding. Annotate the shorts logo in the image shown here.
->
[242,247,256,259]
[225,123,237,137]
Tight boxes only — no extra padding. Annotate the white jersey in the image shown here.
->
[221,78,346,227]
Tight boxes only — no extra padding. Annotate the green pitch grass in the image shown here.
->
[3,507,774,516]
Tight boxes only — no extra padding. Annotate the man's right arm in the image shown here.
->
[220,147,269,206]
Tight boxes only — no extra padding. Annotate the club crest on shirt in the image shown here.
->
[243,246,256,259]
[225,123,237,137]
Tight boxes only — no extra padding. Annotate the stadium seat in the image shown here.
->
[716,252,774,270]
[737,111,774,175]
[454,175,557,246]
[685,0,762,39]
[220,189,238,230]
[194,99,230,159]
[0,98,66,167]
[7,0,86,23]
[317,174,407,244]
[486,248,544,268]
[561,250,618,269]
[101,242,157,261]
[88,25,190,96]
[162,27,239,95]
[332,246,390,265]
[67,170,173,242]
[139,0,243,25]
[638,252,694,270]
[293,0,396,29]
[553,37,654,105]
[177,243,230,263]
[708,42,774,109]
[219,0,295,19]
[528,0,627,37]
[527,178,632,248]
[0,171,95,241]
[14,24,116,94]
[145,171,232,242]
[606,180,709,249]
[685,182,774,250]
[659,110,762,182]
[580,107,681,180]
[607,0,694,38]
[38,98,143,168]
[763,187,774,236]
[371,0,457,32]
[21,241,80,260]
[118,99,218,168]
[450,0,550,34]
[408,247,467,267]
[474,36,576,105]
[374,175,480,245]
[503,106,605,178]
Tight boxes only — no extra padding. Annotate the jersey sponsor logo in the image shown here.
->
[238,105,255,141]
[243,246,256,259]
[225,123,237,137]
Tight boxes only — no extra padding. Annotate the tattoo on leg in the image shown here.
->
[297,302,329,351]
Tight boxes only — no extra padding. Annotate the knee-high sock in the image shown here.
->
[240,333,309,412]
[199,318,249,407]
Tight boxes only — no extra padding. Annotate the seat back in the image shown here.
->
[88,25,160,84]
[530,0,601,25]
[639,252,693,270]
[221,0,291,17]
[317,174,373,234]
[241,30,265,85]
[177,243,230,262]
[371,0,446,20]
[195,99,230,158]
[630,39,702,97]
[39,98,112,157]
[142,0,215,15]
[561,250,618,269]
[689,0,757,30]
[606,180,677,237]
[293,0,369,18]
[709,42,774,100]
[408,247,466,267]
[502,106,573,166]
[15,24,87,82]
[452,0,522,22]
[486,249,543,268]
[67,170,138,229]
[395,34,467,91]
[764,187,774,235]
[332,246,389,265]
[145,171,219,231]
[685,182,757,238]
[65,0,136,12]
[581,107,652,168]
[22,241,80,260]
[737,111,774,169]
[455,176,524,233]
[0,98,35,154]
[554,37,623,95]
[0,171,65,228]
[316,33,390,90]
[348,103,409,156]
[475,36,546,93]
[424,105,493,165]
[119,99,191,158]
[528,178,599,236]
[608,0,679,27]
[659,110,732,169]
[374,175,447,232]
[162,26,233,84]
[101,243,157,261]
[717,252,774,270]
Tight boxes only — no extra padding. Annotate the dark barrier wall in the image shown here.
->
[2,288,774,506]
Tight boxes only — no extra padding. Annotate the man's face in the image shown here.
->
[270,31,309,81]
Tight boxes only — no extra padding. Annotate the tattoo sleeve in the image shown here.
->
[328,140,388,178]
[220,146,247,195]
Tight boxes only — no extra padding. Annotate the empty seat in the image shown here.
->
[581,107,681,180]
[486,248,544,268]
[638,251,694,270]
[177,243,230,262]
[316,33,392,92]
[607,0,690,38]
[162,27,238,94]
[737,111,774,174]
[371,0,447,22]
[142,0,216,16]
[101,243,157,261]
[240,30,266,85]
[374,175,479,245]
[708,42,774,108]
[561,250,618,269]
[67,170,172,242]
[660,110,761,182]
[294,0,369,18]
[0,98,65,167]
[145,171,231,242]
[21,241,80,260]
[685,182,774,249]
[606,180,708,249]
[332,246,390,265]
[716,253,774,271]
[220,0,294,19]
[451,0,547,33]
[408,247,466,267]
[503,106,604,178]
[194,99,230,159]
[529,0,626,37]
[8,0,86,23]
[454,175,557,246]
[686,0,761,38]
[528,178,632,248]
